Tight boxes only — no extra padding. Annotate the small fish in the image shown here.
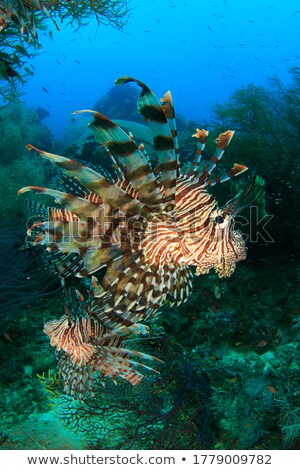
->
[15,44,30,56]
[256,339,268,347]
[266,386,277,394]
[41,86,49,94]
[24,66,34,76]
[3,333,12,342]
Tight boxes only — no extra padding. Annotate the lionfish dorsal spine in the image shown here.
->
[77,110,165,213]
[115,76,178,213]
[160,90,181,176]
[190,128,209,174]
[205,163,248,187]
[199,130,235,183]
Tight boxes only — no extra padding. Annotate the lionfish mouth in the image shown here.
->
[223,175,265,216]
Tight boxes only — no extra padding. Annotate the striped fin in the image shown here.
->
[23,196,80,224]
[18,186,100,220]
[199,130,235,183]
[77,245,127,276]
[108,346,163,364]
[90,299,150,331]
[106,147,124,182]
[58,354,95,400]
[43,251,84,277]
[23,199,49,219]
[73,110,165,212]
[48,207,79,222]
[58,174,88,198]
[59,174,103,204]
[26,145,148,217]
[30,219,128,275]
[160,90,181,175]
[115,76,177,213]
[57,339,160,398]
[189,128,209,174]
[138,143,152,167]
[205,163,248,187]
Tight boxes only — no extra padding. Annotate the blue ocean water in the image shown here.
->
[22,0,300,140]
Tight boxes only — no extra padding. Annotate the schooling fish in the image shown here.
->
[19,77,261,397]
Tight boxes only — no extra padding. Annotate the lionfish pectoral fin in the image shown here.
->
[25,144,147,216]
[18,186,100,219]
[117,347,164,364]
[115,76,178,213]
[108,323,149,336]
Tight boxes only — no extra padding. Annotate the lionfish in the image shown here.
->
[19,77,259,399]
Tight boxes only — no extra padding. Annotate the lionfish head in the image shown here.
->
[196,206,246,278]
[196,175,264,278]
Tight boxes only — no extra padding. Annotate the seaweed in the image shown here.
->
[211,67,300,257]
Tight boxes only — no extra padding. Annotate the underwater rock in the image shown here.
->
[35,107,50,121]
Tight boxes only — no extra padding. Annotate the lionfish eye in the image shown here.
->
[215,215,224,224]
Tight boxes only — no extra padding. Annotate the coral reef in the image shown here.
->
[0,101,52,165]
[212,67,300,258]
